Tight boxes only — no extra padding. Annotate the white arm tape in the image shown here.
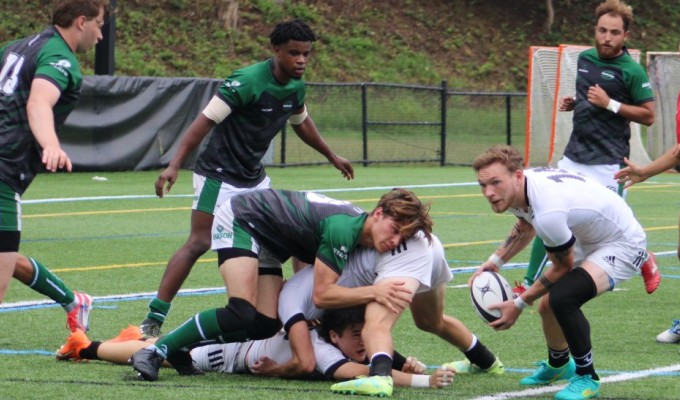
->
[202,95,232,123]
[606,99,621,114]
[287,105,308,125]
[411,374,430,388]
[487,254,504,268]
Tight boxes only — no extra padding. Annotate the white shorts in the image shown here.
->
[557,156,624,197]
[192,173,271,214]
[574,241,647,287]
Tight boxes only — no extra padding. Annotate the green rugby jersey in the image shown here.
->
[0,26,82,195]
[563,47,654,165]
[228,189,367,274]
[194,59,306,187]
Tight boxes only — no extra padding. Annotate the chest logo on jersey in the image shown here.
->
[282,100,294,111]
[50,59,72,76]
[333,245,349,260]
[600,70,615,81]
[224,80,241,93]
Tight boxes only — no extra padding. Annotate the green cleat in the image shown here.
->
[442,358,504,375]
[554,375,600,400]
[331,375,393,397]
[520,359,576,386]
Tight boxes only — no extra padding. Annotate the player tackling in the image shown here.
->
[470,145,649,400]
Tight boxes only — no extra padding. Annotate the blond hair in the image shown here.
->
[472,145,524,173]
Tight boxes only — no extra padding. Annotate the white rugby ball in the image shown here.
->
[470,271,514,323]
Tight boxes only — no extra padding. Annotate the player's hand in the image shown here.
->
[402,356,427,374]
[488,299,522,330]
[155,165,179,198]
[42,145,72,172]
[250,356,277,374]
[467,262,499,287]
[430,367,455,388]
[558,96,575,111]
[587,84,610,109]
[373,281,412,313]
[330,155,354,180]
[614,157,645,188]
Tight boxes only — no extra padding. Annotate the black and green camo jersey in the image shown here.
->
[563,47,654,165]
[0,26,82,195]
[228,189,367,275]
[194,59,305,188]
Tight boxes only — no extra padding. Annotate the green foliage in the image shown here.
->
[0,0,678,89]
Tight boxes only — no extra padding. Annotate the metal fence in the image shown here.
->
[270,81,527,168]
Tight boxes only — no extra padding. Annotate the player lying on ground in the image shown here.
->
[56,306,453,389]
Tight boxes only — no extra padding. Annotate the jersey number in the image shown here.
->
[0,52,25,95]
[534,167,585,183]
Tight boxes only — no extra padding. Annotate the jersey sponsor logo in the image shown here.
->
[333,245,348,261]
[578,68,589,74]
[642,82,651,89]
[49,59,72,76]
[283,100,294,110]
[600,70,615,80]
[212,224,233,240]
[224,80,241,93]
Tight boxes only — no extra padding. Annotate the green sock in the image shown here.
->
[524,236,549,286]
[147,298,172,324]
[26,258,75,308]
[154,309,224,356]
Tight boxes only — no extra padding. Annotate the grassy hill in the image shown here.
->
[1,0,678,90]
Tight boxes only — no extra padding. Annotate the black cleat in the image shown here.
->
[167,350,204,376]
[130,348,164,381]
[139,318,162,339]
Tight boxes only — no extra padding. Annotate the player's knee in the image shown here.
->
[184,235,211,255]
[412,314,440,333]
[549,269,596,315]
[216,297,257,333]
[246,313,281,340]
[537,295,553,316]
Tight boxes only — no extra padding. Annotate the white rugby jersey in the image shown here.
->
[513,168,646,252]
[190,329,348,376]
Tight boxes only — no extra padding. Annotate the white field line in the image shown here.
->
[470,364,680,400]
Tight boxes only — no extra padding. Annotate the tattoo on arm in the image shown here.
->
[539,275,554,290]
[500,221,528,258]
[551,249,571,265]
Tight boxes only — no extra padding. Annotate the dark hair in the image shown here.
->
[317,305,365,342]
[269,19,316,46]
[52,0,110,28]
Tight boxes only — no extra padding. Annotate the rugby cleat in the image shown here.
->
[56,329,91,361]
[331,375,393,397]
[139,318,162,339]
[520,358,575,385]
[130,347,165,381]
[554,375,600,400]
[442,357,504,375]
[640,251,660,294]
[66,292,93,332]
[108,325,144,343]
[656,319,680,344]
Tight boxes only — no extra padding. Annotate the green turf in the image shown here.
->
[2,166,679,399]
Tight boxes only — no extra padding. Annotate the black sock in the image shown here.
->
[464,337,496,370]
[368,353,393,376]
[79,341,102,360]
[548,346,570,368]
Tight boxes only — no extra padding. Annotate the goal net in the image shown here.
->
[646,52,680,159]
[525,45,651,167]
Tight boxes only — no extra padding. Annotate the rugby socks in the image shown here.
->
[79,341,102,360]
[146,298,172,324]
[549,267,598,380]
[154,309,224,356]
[463,335,497,370]
[369,352,393,376]
[547,346,570,368]
[26,257,74,308]
[523,237,549,286]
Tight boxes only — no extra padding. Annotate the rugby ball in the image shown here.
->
[470,271,514,323]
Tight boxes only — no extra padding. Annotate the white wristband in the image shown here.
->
[487,254,504,268]
[606,99,621,114]
[411,374,430,388]
[514,296,529,310]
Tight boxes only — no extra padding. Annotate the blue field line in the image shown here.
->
[424,365,680,377]
[0,349,54,356]
[0,287,225,313]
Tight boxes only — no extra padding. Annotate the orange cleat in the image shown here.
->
[56,329,91,361]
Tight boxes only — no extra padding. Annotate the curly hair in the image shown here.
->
[269,19,316,46]
[316,305,365,343]
[595,0,634,32]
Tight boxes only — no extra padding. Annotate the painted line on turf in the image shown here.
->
[469,364,680,400]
